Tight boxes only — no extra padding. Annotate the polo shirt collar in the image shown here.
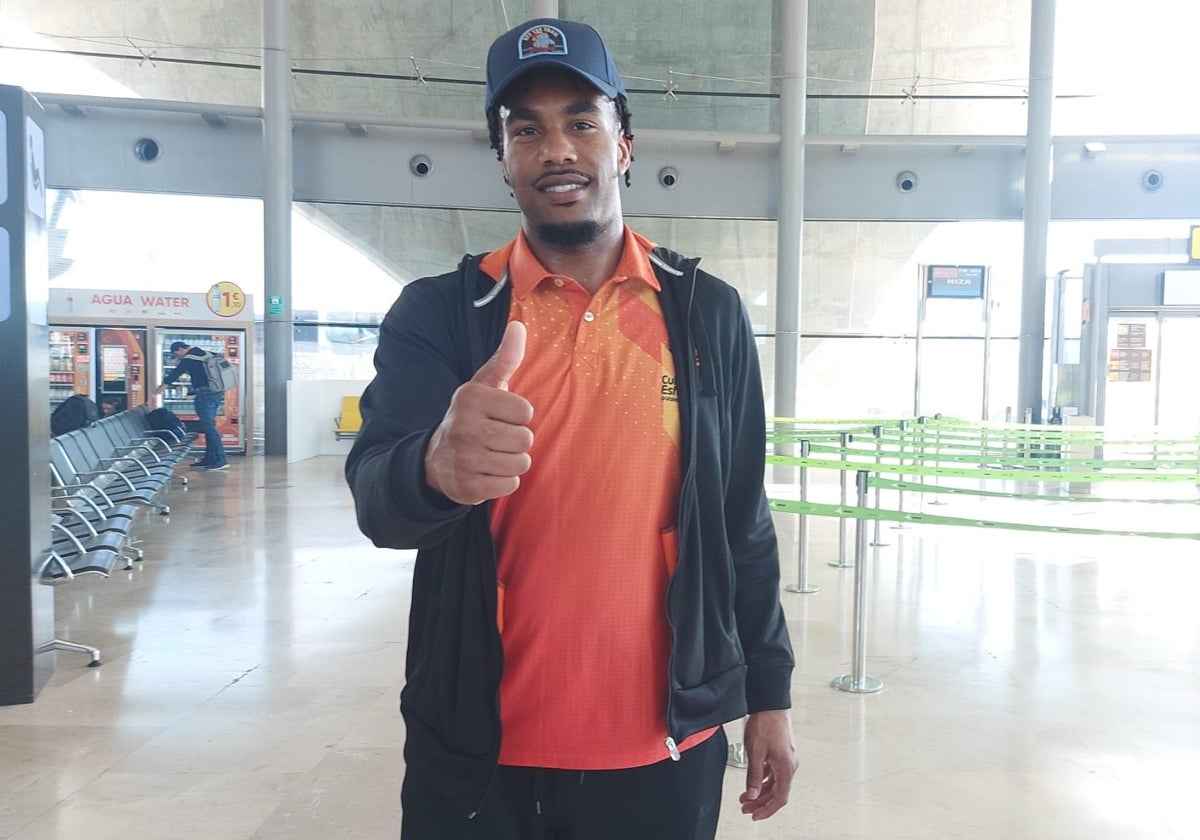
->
[479,226,661,300]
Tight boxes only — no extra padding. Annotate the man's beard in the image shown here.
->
[536,221,602,248]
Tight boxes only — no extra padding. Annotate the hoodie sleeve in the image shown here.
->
[724,291,795,713]
[344,275,474,549]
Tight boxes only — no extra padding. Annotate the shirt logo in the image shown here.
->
[661,375,678,402]
[519,25,567,60]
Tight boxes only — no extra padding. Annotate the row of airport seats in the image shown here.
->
[43,405,196,666]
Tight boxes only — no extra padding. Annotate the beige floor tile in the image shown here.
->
[1,455,1197,839]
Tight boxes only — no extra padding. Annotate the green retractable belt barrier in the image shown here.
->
[766,497,1200,541]
[764,416,1200,540]
[767,454,1200,485]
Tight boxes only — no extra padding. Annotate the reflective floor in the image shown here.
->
[2,456,1198,839]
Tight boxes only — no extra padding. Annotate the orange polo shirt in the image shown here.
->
[483,228,714,769]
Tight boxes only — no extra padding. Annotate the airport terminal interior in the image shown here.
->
[2,1,1199,838]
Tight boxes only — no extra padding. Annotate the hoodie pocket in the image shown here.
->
[661,526,679,578]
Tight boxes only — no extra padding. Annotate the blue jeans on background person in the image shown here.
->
[193,391,228,466]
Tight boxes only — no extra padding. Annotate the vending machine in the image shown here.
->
[48,328,92,410]
[47,326,149,415]
[156,328,247,454]
[49,285,253,453]
[97,328,149,415]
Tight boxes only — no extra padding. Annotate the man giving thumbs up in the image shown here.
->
[424,321,533,506]
[346,18,795,840]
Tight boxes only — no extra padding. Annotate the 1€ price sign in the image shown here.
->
[207,281,246,317]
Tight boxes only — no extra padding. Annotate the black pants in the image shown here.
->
[400,728,727,840]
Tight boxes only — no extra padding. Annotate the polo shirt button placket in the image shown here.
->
[575,307,598,368]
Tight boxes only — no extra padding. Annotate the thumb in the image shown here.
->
[745,755,764,800]
[472,321,527,391]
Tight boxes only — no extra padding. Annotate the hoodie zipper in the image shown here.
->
[663,259,701,761]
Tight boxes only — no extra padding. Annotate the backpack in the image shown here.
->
[51,394,100,436]
[146,407,189,441]
[198,349,237,392]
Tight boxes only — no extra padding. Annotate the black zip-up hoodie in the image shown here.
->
[345,246,794,818]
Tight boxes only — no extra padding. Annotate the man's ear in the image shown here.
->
[617,134,633,177]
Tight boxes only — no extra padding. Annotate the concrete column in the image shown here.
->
[773,0,808,426]
[1016,0,1056,424]
[262,0,293,456]
[528,0,559,18]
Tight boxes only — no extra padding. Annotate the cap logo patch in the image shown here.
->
[518,24,567,60]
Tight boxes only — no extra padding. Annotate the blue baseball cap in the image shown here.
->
[169,341,188,352]
[485,18,627,112]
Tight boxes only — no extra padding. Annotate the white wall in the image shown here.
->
[286,379,368,462]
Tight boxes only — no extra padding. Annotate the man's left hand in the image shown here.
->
[738,708,798,821]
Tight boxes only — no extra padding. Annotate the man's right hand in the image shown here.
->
[424,321,534,505]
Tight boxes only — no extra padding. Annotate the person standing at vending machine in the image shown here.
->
[151,341,229,470]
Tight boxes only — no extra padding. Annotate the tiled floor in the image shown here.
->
[2,456,1198,839]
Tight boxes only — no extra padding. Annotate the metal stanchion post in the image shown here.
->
[786,440,819,594]
[832,470,883,694]
[829,432,854,568]
[892,420,910,529]
[929,416,946,506]
[915,416,928,509]
[870,425,889,547]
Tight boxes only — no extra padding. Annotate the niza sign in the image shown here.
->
[926,265,986,299]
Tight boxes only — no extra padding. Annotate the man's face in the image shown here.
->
[172,346,188,360]
[498,69,631,248]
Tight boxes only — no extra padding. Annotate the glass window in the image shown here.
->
[3,1,1042,135]
[1055,1,1200,135]
[47,190,264,297]
[1,3,262,103]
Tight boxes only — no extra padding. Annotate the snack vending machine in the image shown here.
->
[47,326,149,416]
[156,329,247,454]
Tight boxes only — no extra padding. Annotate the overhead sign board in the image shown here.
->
[49,287,253,322]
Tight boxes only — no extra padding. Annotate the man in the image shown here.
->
[346,18,796,839]
[152,341,228,470]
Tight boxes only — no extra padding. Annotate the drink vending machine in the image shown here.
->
[49,286,253,453]
[155,328,247,454]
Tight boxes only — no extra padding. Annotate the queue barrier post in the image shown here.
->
[927,415,947,506]
[829,432,854,568]
[832,470,883,695]
[915,416,928,508]
[892,420,910,529]
[785,439,819,594]
[869,425,889,547]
